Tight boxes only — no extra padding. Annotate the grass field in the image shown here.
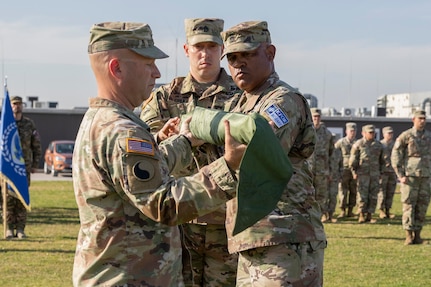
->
[1,181,430,286]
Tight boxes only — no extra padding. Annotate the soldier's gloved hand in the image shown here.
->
[223,120,247,171]
[157,117,180,142]
[179,117,205,147]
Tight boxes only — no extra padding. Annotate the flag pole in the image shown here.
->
[2,176,7,239]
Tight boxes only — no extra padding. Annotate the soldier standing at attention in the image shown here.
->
[391,110,431,245]
[328,134,343,222]
[221,20,327,286]
[335,122,357,218]
[72,21,245,287]
[377,126,397,219]
[140,18,240,286]
[349,124,384,223]
[5,96,42,239]
[308,107,334,222]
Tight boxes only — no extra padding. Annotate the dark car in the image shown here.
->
[43,140,75,176]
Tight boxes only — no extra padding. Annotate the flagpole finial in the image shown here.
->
[3,75,7,87]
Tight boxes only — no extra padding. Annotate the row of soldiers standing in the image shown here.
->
[309,108,431,245]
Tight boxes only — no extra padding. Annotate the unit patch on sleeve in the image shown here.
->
[126,138,155,156]
[264,103,289,128]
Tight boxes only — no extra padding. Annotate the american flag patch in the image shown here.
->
[126,138,155,155]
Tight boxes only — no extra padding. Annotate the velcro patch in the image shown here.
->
[265,103,289,128]
[126,138,155,156]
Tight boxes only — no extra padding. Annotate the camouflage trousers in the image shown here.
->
[400,176,431,231]
[328,178,340,215]
[377,172,397,210]
[338,169,357,210]
[314,174,329,214]
[356,174,380,214]
[236,241,326,287]
[6,196,27,230]
[181,223,238,287]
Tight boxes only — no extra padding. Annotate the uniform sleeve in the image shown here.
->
[391,134,406,178]
[349,142,359,175]
[113,128,237,226]
[140,87,166,134]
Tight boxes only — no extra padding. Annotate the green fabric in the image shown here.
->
[187,107,293,235]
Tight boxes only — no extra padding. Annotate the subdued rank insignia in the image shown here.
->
[126,138,155,156]
[265,103,289,128]
[133,160,155,181]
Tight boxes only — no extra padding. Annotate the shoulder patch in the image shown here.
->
[126,138,155,156]
[264,103,289,128]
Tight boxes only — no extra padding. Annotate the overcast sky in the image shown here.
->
[1,0,430,110]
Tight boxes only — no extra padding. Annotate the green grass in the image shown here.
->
[1,182,430,286]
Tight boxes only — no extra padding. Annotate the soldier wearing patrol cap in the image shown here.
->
[335,122,358,218]
[4,95,42,240]
[349,124,384,223]
[221,20,326,286]
[392,109,431,245]
[377,126,397,219]
[72,21,245,287]
[140,18,240,286]
[308,108,334,223]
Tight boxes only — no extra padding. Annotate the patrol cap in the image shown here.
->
[310,108,321,116]
[362,124,375,133]
[88,22,168,59]
[382,126,393,134]
[413,109,426,118]
[10,96,23,103]
[346,122,357,131]
[221,20,271,58]
[184,18,224,45]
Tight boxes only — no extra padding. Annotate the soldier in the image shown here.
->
[221,20,327,286]
[72,21,246,286]
[140,18,240,286]
[5,95,42,239]
[308,108,334,222]
[349,124,384,223]
[335,122,358,218]
[377,126,397,219]
[328,134,342,222]
[391,110,431,245]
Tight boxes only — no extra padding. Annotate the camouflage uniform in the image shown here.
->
[377,128,397,217]
[6,112,42,234]
[308,119,334,219]
[335,129,357,217]
[72,98,238,287]
[227,74,326,286]
[140,18,240,287]
[328,138,342,220]
[391,116,431,240]
[349,125,384,222]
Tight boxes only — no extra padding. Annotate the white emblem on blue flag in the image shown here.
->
[265,104,289,128]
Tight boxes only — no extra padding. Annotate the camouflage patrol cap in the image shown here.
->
[221,20,271,58]
[10,96,23,103]
[382,126,393,134]
[413,109,426,118]
[346,122,357,130]
[310,108,321,116]
[362,124,375,133]
[184,18,224,45]
[88,22,168,59]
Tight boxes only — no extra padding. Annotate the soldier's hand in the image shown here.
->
[179,117,205,147]
[223,120,247,171]
[157,117,180,142]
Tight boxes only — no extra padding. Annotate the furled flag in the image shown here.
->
[0,85,30,210]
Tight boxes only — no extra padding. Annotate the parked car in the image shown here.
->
[43,140,75,176]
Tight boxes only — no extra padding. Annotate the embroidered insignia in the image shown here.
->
[265,103,289,128]
[133,160,154,181]
[126,138,155,156]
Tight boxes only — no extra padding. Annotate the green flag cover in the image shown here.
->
[187,107,293,235]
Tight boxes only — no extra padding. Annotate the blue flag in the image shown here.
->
[0,85,30,210]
